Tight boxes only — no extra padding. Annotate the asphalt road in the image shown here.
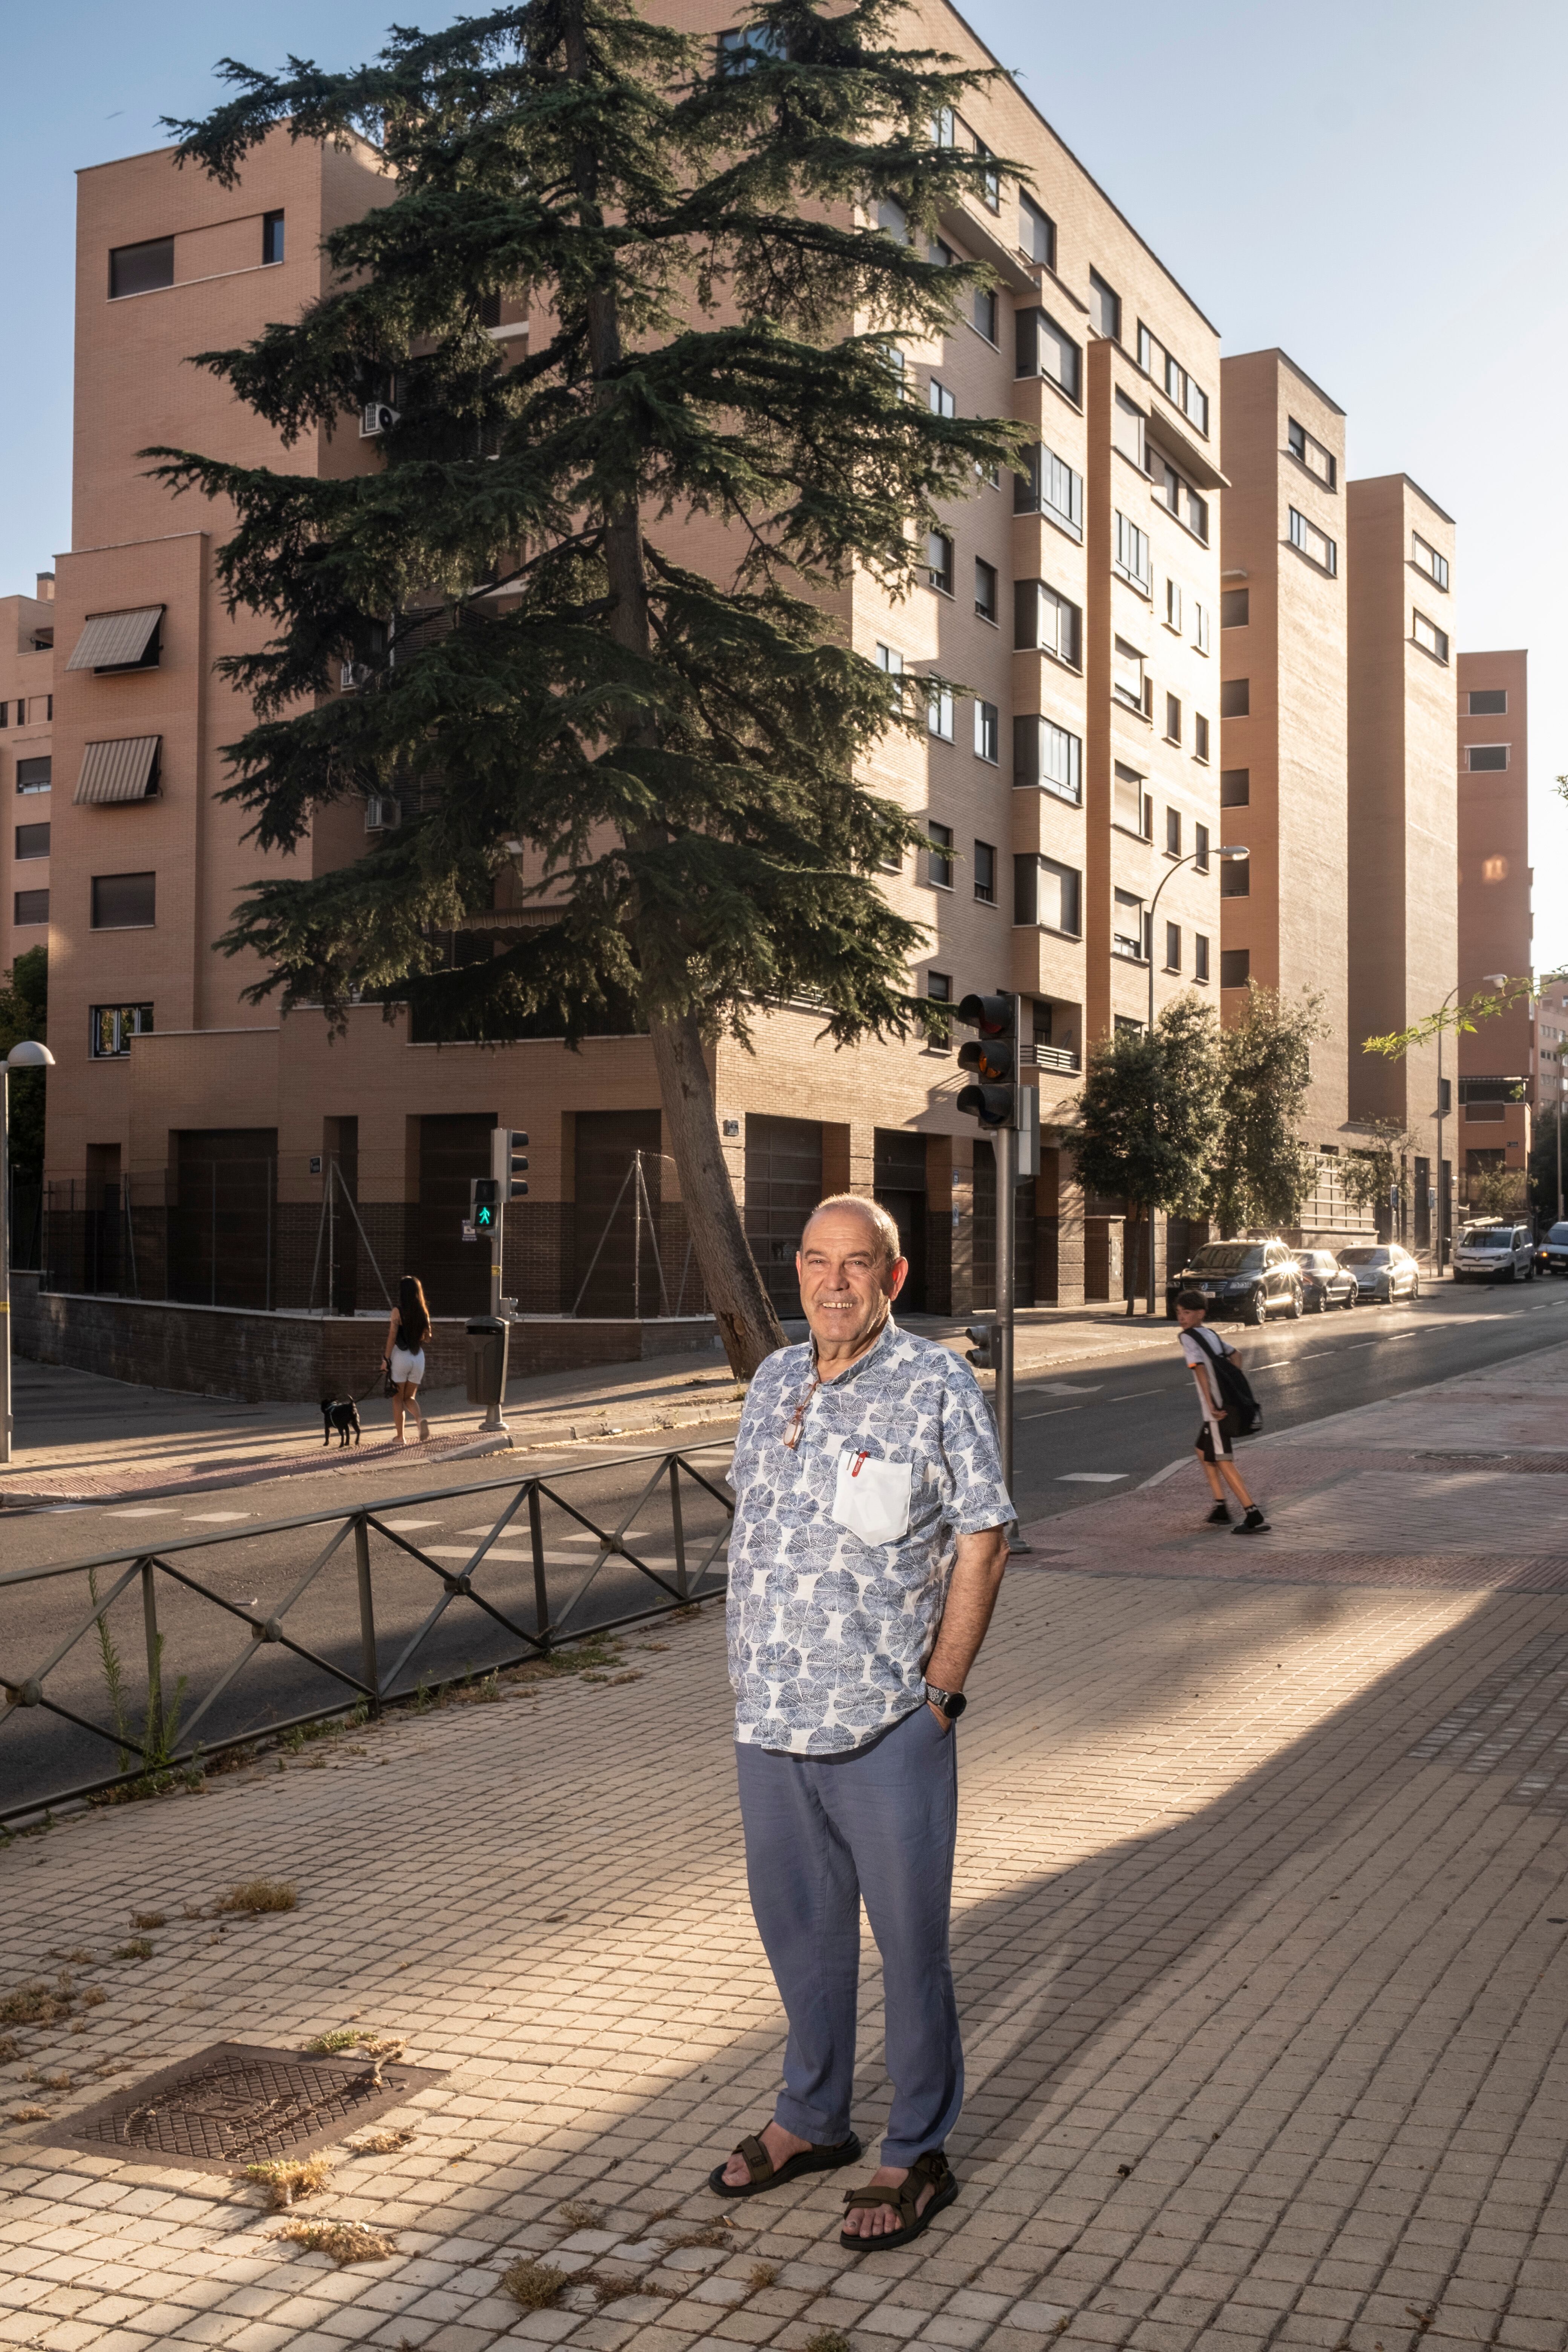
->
[5,1275,1567,1819]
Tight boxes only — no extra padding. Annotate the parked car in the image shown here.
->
[1337,1243,1421,1303]
[1452,1222,1535,1283]
[1289,1248,1358,1312]
[1165,1239,1304,1325]
[1535,1221,1568,1276]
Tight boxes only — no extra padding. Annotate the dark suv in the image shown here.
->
[1165,1240,1304,1325]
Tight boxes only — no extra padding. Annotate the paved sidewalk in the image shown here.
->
[5,1352,1568,2350]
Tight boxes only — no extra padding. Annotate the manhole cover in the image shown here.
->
[42,2041,444,2175]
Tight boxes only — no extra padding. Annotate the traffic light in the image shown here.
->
[469,1176,500,1231]
[965,1321,997,1371]
[492,1127,529,1200]
[956,992,1016,1127]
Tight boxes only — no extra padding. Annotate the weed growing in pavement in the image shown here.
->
[112,1938,153,1962]
[270,2217,398,2265]
[805,2332,853,2352]
[346,2127,412,2156]
[301,2028,360,2053]
[301,2027,405,2065]
[501,2257,567,2310]
[215,1879,297,1915]
[78,1986,106,2008]
[52,1947,95,1965]
[0,1973,75,2027]
[749,2262,780,2290]
[658,2220,732,2251]
[130,1912,165,1930]
[0,2035,18,2064]
[243,2154,332,2208]
[10,2104,48,2123]
[556,2199,602,2229]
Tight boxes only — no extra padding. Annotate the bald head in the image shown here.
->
[800,1193,902,1271]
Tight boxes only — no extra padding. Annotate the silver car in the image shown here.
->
[1453,1222,1535,1283]
[1338,1243,1421,1303]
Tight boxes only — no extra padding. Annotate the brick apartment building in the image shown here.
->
[3,0,1486,1360]
[1456,650,1532,1208]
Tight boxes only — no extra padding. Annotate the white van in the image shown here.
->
[1452,1222,1535,1283]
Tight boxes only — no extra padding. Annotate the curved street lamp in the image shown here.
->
[2,1039,56,1465]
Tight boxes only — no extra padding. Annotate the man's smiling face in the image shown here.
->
[797,1203,908,1365]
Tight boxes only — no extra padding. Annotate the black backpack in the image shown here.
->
[1190,1326,1263,1436]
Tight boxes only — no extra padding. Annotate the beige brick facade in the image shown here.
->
[1456,649,1532,1210]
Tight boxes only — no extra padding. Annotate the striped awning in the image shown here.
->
[75,737,161,805]
[66,606,163,672]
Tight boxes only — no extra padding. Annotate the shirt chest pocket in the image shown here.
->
[830,1448,913,1547]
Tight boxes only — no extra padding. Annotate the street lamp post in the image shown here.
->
[1,1039,55,1466]
[1138,844,1248,1315]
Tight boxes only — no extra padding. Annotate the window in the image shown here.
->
[91,871,156,929]
[1165,921,1181,971]
[1164,578,1182,631]
[1016,308,1081,403]
[928,236,956,268]
[13,888,47,926]
[1112,639,1146,710]
[927,823,954,889]
[1113,888,1145,960]
[90,1003,153,1058]
[1289,507,1337,574]
[1019,191,1055,268]
[974,840,997,903]
[973,286,999,343]
[1113,762,1146,834]
[109,236,173,299]
[1165,807,1181,856]
[974,559,998,623]
[1112,392,1146,469]
[1220,948,1250,988]
[1194,713,1210,763]
[973,136,1000,211]
[1088,269,1121,341]
[974,701,999,763]
[874,642,904,675]
[1220,678,1250,718]
[1164,695,1181,745]
[67,605,162,673]
[1014,715,1082,803]
[1113,511,1151,592]
[1221,587,1250,628]
[1194,823,1210,873]
[1183,375,1209,435]
[1015,853,1080,936]
[876,196,910,241]
[926,683,954,740]
[1413,610,1449,662]
[1220,854,1250,898]
[262,210,285,266]
[1194,932,1210,982]
[720,21,787,67]
[14,822,48,860]
[1014,443,1083,538]
[1220,767,1250,806]
[931,105,956,145]
[1467,745,1510,772]
[1015,579,1082,667]
[928,378,955,419]
[1412,532,1449,591]
[1468,688,1507,715]
[1287,418,1336,489]
[1193,600,1210,655]
[16,756,51,795]
[927,533,954,594]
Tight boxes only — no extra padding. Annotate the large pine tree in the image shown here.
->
[154,0,1020,1372]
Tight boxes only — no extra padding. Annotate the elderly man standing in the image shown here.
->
[710,1192,1012,2251]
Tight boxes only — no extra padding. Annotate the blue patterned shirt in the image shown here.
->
[726,1319,1013,1755]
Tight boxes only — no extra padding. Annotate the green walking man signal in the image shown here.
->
[469,1178,500,1230]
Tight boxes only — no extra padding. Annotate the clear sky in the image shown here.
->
[4,0,1563,981]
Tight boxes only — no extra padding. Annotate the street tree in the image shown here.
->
[1209,983,1326,1236]
[1070,994,1220,1311]
[153,0,1022,1373]
[1338,1118,1425,1228]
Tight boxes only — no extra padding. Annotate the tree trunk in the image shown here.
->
[650,1013,787,1376]
[566,0,785,1380]
[1125,1205,1144,1317]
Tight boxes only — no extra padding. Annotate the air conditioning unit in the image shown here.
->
[339,660,372,692]
[360,401,400,437]
[364,795,401,833]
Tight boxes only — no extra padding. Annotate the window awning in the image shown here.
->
[75,736,161,805]
[66,606,163,671]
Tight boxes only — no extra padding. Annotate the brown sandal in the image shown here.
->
[708,2128,862,2199]
[839,2148,958,2249]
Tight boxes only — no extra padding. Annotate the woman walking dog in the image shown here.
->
[383,1276,432,1446]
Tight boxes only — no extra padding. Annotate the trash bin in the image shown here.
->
[465,1315,509,1407]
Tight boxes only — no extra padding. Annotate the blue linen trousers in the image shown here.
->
[735,1701,962,2166]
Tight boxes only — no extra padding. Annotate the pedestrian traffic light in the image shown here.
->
[965,1321,997,1371]
[956,993,1016,1127]
[470,1176,500,1231]
[491,1127,529,1200]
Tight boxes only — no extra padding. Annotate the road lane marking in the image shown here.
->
[1020,1406,1083,1421]
[1139,1458,1191,1489]
[1059,1472,1127,1482]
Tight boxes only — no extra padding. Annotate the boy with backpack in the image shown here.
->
[1174,1289,1269,1533]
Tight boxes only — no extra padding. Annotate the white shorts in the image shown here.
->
[390,1347,426,1388]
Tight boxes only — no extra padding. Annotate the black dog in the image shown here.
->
[320,1395,362,1448]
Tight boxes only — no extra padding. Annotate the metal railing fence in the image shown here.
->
[0,1446,733,1825]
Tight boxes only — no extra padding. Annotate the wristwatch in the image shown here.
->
[924,1684,967,1721]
